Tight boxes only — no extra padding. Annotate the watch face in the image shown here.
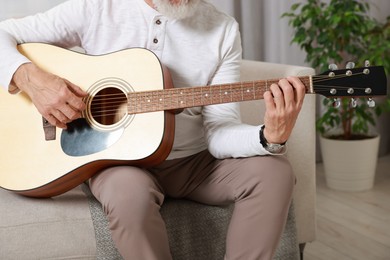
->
[266,143,284,153]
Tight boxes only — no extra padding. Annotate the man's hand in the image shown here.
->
[11,63,87,129]
[263,76,306,144]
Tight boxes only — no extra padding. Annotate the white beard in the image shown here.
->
[152,0,202,20]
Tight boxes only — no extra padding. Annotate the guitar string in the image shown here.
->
[87,72,365,100]
[85,72,375,118]
[88,72,367,101]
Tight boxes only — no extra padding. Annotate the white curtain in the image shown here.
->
[208,0,308,66]
[0,0,65,19]
[209,0,390,64]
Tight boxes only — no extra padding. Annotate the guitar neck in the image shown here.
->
[128,76,313,114]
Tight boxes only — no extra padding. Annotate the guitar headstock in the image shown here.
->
[313,64,387,101]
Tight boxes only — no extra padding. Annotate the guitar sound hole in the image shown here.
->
[90,87,128,126]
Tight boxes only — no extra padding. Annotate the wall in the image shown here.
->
[0,0,65,19]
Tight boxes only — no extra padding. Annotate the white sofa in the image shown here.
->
[0,60,316,259]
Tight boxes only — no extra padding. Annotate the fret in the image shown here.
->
[145,91,152,112]
[254,81,263,99]
[211,84,221,104]
[241,82,255,101]
[157,89,165,111]
[134,91,142,113]
[175,89,180,108]
[180,89,186,108]
[192,87,202,107]
[163,89,172,110]
[219,84,232,104]
[230,84,242,102]
[199,86,211,106]
[208,85,213,105]
[159,90,165,111]
[219,84,222,104]
[253,81,256,100]
[240,82,244,101]
[230,84,233,102]
[127,92,134,114]
[201,86,212,106]
[191,87,195,107]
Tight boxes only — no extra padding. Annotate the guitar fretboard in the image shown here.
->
[127,76,313,114]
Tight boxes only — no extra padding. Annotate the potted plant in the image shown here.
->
[283,0,390,191]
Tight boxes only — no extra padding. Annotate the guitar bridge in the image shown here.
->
[42,117,56,141]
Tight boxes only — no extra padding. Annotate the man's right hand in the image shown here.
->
[11,62,87,129]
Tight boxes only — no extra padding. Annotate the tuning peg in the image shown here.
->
[364,60,370,67]
[328,64,338,71]
[350,98,358,108]
[346,62,355,69]
[365,88,372,94]
[367,98,375,108]
[332,98,341,108]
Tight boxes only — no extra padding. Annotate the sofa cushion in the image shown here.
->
[0,185,96,259]
[1,184,299,259]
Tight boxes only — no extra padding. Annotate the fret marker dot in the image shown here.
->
[225,92,228,95]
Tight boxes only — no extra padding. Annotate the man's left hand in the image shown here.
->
[263,76,306,144]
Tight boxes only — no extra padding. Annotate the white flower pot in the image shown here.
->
[319,135,380,191]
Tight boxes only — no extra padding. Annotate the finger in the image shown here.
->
[45,114,67,129]
[264,90,275,110]
[61,103,82,121]
[65,84,86,112]
[278,79,295,107]
[270,83,285,109]
[287,76,306,106]
[51,109,70,125]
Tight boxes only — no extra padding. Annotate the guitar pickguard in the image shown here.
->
[61,118,124,157]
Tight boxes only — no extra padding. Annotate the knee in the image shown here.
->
[265,156,295,188]
[242,156,295,197]
[90,166,164,225]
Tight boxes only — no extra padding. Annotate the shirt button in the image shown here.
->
[153,38,159,44]
[156,19,161,25]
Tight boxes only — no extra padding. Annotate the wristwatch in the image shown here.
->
[259,125,286,154]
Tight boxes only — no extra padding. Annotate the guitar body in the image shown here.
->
[0,43,175,197]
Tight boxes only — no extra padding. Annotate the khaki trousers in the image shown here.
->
[89,150,295,260]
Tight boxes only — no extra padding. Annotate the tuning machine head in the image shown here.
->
[328,64,338,71]
[328,64,338,77]
[367,98,376,108]
[346,62,355,69]
[332,98,341,108]
[350,98,357,108]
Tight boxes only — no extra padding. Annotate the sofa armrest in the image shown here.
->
[239,60,316,244]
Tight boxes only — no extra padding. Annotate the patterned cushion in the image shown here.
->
[82,184,299,260]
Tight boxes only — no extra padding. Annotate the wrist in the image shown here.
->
[262,125,287,145]
[11,62,34,93]
[259,125,286,154]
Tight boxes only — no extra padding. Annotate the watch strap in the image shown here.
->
[259,125,286,154]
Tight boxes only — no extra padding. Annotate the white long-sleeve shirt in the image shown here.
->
[0,0,271,159]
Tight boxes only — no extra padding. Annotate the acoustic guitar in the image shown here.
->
[0,43,387,197]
